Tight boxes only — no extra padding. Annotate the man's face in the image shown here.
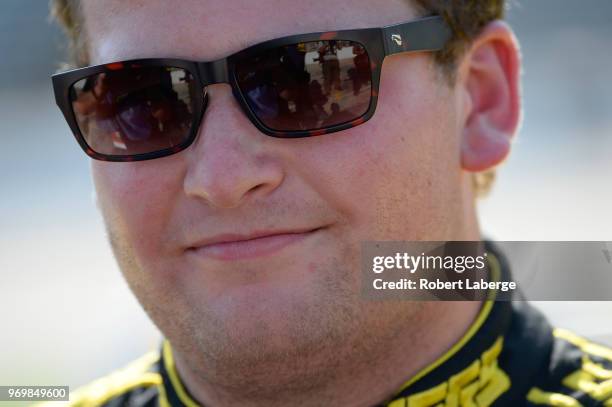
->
[83,0,470,390]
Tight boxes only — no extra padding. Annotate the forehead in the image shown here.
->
[81,0,417,63]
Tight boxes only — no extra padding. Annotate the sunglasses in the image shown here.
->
[52,16,450,162]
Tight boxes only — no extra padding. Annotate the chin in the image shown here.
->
[169,287,356,376]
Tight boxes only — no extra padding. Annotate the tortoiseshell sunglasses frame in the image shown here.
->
[52,15,451,162]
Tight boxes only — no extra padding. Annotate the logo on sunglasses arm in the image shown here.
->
[391,34,403,46]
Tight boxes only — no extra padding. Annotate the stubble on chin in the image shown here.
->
[104,220,428,404]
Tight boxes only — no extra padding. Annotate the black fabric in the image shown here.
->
[158,344,199,407]
[102,385,159,407]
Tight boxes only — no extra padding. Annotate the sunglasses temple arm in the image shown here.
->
[382,15,452,57]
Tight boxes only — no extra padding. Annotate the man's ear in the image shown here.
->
[459,21,522,172]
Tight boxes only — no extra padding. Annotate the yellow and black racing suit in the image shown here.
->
[45,244,612,406]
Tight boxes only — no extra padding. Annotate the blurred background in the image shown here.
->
[0,0,610,403]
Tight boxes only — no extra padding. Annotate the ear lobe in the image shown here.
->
[462,115,512,171]
[460,21,521,172]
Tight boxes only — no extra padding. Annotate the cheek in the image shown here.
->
[300,58,461,240]
[92,159,184,255]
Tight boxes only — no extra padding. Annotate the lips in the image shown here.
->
[186,227,322,261]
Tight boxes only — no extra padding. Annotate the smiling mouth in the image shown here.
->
[187,227,323,261]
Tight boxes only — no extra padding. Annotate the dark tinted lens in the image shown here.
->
[235,40,372,132]
[70,66,196,156]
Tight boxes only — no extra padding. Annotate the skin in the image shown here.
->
[81,0,521,405]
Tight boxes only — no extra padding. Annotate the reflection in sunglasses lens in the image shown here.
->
[70,66,196,156]
[235,40,372,132]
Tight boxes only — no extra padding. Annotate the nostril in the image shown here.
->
[248,184,264,195]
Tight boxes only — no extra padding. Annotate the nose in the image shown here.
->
[182,84,285,209]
